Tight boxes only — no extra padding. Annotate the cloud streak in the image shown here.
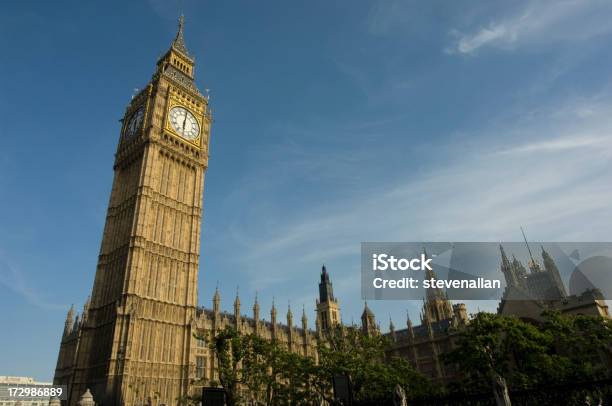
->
[448,0,612,54]
[215,85,612,325]
[498,134,610,154]
[0,256,66,311]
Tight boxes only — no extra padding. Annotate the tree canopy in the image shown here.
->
[197,325,431,405]
[185,312,611,405]
[443,312,612,393]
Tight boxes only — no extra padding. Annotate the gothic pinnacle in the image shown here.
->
[271,297,277,317]
[253,291,259,310]
[171,14,191,57]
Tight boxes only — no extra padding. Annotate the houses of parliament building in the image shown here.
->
[52,16,610,406]
[52,16,335,405]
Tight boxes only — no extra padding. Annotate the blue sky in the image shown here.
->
[1,0,612,381]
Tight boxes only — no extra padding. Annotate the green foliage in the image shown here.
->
[241,334,321,405]
[443,312,612,392]
[204,327,321,405]
[210,327,246,406]
[202,325,431,405]
[540,311,612,381]
[315,326,434,402]
[193,313,611,404]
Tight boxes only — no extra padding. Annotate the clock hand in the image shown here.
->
[182,112,187,132]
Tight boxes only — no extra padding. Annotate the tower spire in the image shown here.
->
[213,283,220,313]
[541,245,567,298]
[500,244,519,287]
[287,301,293,327]
[407,310,415,333]
[253,291,260,311]
[171,14,191,57]
[301,304,308,327]
[521,226,541,272]
[316,265,341,332]
[271,297,277,320]
[234,286,240,316]
[64,305,75,335]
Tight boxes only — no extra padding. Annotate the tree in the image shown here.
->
[210,327,247,406]
[313,326,433,403]
[241,334,320,405]
[205,327,321,405]
[444,312,612,397]
[201,325,432,405]
[443,312,553,404]
[541,311,612,381]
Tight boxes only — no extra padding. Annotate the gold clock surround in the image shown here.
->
[164,85,207,148]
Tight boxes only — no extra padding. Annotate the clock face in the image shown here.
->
[169,106,200,140]
[124,107,144,139]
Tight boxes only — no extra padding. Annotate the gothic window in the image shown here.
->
[196,356,206,378]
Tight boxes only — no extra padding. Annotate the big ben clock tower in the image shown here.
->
[58,16,211,405]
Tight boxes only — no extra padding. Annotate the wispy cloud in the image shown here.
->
[452,23,512,55]
[0,256,65,310]
[213,90,612,324]
[447,0,612,54]
[498,134,610,154]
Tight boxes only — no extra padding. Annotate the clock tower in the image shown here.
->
[316,266,341,333]
[64,16,211,405]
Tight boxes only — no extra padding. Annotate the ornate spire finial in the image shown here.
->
[287,301,293,321]
[301,305,308,326]
[64,305,75,334]
[500,243,510,264]
[213,282,220,312]
[172,14,191,57]
[271,297,277,326]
